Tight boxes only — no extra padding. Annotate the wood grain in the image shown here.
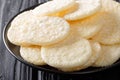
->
[0,0,47,80]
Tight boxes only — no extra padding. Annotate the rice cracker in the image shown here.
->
[59,40,101,71]
[70,12,104,39]
[92,0,120,45]
[93,44,120,67]
[20,46,46,65]
[32,0,77,17]
[7,16,70,46]
[41,30,92,71]
[64,0,101,20]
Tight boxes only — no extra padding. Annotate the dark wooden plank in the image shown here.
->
[0,0,24,79]
[0,0,51,79]
[0,0,41,80]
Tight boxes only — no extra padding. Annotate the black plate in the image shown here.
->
[3,3,120,75]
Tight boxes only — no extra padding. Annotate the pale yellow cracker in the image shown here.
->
[7,11,35,46]
[7,16,70,46]
[93,45,120,67]
[81,41,101,68]
[70,12,104,39]
[41,30,92,72]
[10,11,34,26]
[60,40,101,71]
[64,0,101,20]
[92,0,120,45]
[32,0,77,16]
[20,46,46,65]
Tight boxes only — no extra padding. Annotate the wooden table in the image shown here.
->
[0,0,120,80]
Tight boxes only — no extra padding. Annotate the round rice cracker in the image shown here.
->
[20,46,46,65]
[69,12,104,39]
[93,44,120,67]
[7,11,35,46]
[80,41,101,69]
[60,41,101,72]
[92,0,120,45]
[64,0,101,21]
[7,16,70,46]
[10,11,34,26]
[41,31,92,72]
[32,0,77,17]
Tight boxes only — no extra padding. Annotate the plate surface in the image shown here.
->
[3,4,120,75]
